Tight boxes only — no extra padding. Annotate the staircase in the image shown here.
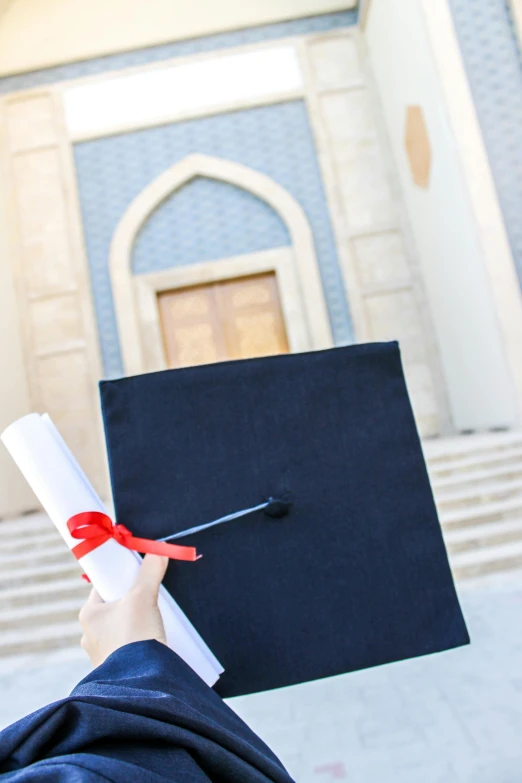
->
[424,431,522,580]
[1,430,522,658]
[0,513,88,657]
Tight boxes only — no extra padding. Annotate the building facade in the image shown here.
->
[1,0,522,515]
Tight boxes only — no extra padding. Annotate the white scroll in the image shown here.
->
[1,413,223,687]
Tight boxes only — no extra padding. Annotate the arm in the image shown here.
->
[0,556,295,783]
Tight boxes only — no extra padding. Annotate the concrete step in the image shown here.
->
[428,446,522,479]
[0,596,83,632]
[424,432,522,464]
[0,576,89,609]
[440,496,522,529]
[444,518,522,554]
[0,514,56,541]
[0,528,63,555]
[0,543,71,573]
[435,479,522,511]
[0,560,80,589]
[450,539,522,580]
[0,620,81,657]
[432,463,522,492]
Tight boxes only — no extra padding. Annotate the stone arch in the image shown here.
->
[109,153,333,375]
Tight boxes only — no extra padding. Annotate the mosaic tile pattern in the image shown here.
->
[449,0,522,286]
[133,178,290,276]
[0,11,356,95]
[73,101,353,377]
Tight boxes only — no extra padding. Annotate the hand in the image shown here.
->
[79,554,169,667]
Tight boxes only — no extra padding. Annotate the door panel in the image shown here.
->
[158,273,289,369]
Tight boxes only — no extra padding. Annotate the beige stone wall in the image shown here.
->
[0,24,451,521]
[0,165,34,516]
[0,91,106,505]
[0,0,11,23]
[300,31,444,435]
[0,0,355,77]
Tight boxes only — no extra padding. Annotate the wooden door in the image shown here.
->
[157,272,289,369]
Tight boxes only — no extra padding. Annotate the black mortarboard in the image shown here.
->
[100,341,469,697]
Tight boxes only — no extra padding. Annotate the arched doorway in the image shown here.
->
[109,154,333,375]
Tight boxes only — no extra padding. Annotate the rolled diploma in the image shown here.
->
[1,413,223,686]
[40,414,223,675]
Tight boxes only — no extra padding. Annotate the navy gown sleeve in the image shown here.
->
[0,640,295,783]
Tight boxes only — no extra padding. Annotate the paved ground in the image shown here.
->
[1,573,522,782]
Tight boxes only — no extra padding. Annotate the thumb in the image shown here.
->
[132,554,169,602]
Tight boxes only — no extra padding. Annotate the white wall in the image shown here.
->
[63,46,303,140]
[0,0,355,77]
[365,0,518,431]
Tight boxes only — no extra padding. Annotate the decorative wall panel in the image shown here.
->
[12,149,76,292]
[405,105,431,189]
[73,100,352,377]
[303,32,441,434]
[1,91,103,486]
[6,95,57,150]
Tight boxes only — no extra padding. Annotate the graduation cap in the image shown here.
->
[100,341,469,697]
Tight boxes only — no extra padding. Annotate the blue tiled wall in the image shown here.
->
[449,0,522,287]
[74,101,353,377]
[0,11,356,94]
[133,178,291,276]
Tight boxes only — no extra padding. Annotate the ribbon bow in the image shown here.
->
[67,511,199,562]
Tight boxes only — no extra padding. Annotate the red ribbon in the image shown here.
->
[67,511,199,562]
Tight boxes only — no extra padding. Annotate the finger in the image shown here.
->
[79,588,104,624]
[78,587,103,625]
[132,554,169,601]
[86,588,104,606]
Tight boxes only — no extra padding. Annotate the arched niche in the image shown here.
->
[109,153,333,375]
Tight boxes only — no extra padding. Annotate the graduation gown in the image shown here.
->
[0,640,295,782]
